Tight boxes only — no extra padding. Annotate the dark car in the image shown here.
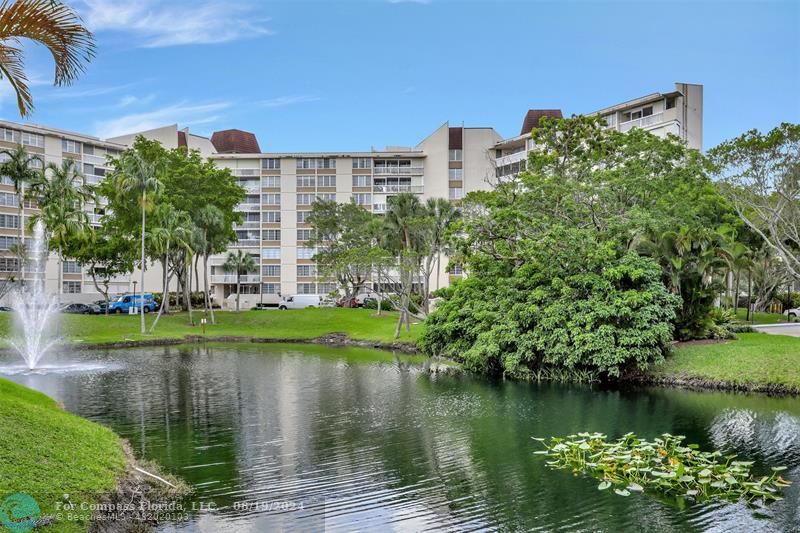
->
[61,303,101,314]
[0,306,12,312]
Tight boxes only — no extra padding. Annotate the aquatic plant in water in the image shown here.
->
[533,432,791,504]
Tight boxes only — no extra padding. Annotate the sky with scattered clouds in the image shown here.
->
[2,0,797,151]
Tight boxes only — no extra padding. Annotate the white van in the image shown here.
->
[278,294,322,310]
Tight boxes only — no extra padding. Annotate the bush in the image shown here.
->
[420,233,680,378]
[363,298,395,311]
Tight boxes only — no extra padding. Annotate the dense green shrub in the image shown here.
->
[421,232,680,378]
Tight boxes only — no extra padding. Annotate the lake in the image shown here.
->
[3,343,800,531]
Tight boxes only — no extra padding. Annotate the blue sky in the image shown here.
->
[4,0,798,152]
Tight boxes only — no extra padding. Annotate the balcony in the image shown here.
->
[86,213,102,225]
[373,203,387,214]
[618,112,665,132]
[84,174,104,185]
[83,154,108,167]
[494,150,527,168]
[234,221,260,229]
[210,274,260,284]
[231,168,260,177]
[373,166,424,176]
[237,203,261,212]
[373,184,424,194]
[230,239,260,247]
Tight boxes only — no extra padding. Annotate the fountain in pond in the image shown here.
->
[9,220,61,369]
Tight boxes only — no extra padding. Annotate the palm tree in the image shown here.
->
[29,199,87,298]
[195,206,224,324]
[115,152,161,334]
[425,197,460,291]
[0,0,95,117]
[385,193,424,252]
[223,249,256,312]
[0,144,41,280]
[148,205,191,332]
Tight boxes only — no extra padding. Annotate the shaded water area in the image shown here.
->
[3,343,800,531]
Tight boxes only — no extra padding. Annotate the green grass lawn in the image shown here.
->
[654,332,800,391]
[733,308,793,325]
[0,378,125,532]
[0,308,420,347]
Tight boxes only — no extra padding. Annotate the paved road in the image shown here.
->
[752,324,800,337]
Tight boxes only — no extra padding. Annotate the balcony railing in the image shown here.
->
[231,168,260,177]
[618,112,665,132]
[84,174,103,185]
[86,213,102,225]
[373,166,424,176]
[237,203,261,212]
[234,221,260,229]
[83,154,108,167]
[373,184,424,194]
[210,274,260,284]
[231,239,260,247]
[494,150,527,168]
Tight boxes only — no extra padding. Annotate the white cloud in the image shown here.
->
[93,101,231,138]
[78,0,272,47]
[257,95,321,108]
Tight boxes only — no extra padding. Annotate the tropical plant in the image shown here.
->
[223,249,256,312]
[0,144,40,279]
[194,205,225,324]
[425,197,460,292]
[534,432,791,504]
[147,204,192,331]
[113,151,162,334]
[0,0,96,116]
[29,197,87,296]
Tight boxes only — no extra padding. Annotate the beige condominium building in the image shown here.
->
[0,82,702,307]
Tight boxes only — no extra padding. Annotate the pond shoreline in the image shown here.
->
[627,373,800,396]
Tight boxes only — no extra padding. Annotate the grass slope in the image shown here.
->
[0,378,125,532]
[734,308,793,325]
[654,333,800,391]
[0,308,421,347]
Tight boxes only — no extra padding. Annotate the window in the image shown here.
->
[62,139,81,153]
[0,257,19,272]
[261,283,280,294]
[0,128,15,142]
[297,247,316,260]
[448,187,464,200]
[0,235,18,250]
[297,175,315,187]
[297,158,315,169]
[83,144,94,155]
[62,261,81,273]
[28,157,43,169]
[261,248,280,259]
[448,149,462,161]
[603,114,617,127]
[297,194,315,206]
[297,211,311,223]
[262,158,281,169]
[0,214,20,229]
[263,229,281,241]
[353,157,371,169]
[241,212,260,223]
[642,106,653,117]
[448,168,463,180]
[316,193,336,202]
[317,175,336,188]
[262,265,281,277]
[352,175,371,187]
[352,193,371,206]
[263,211,281,223]
[262,193,281,205]
[63,281,81,294]
[242,194,260,205]
[318,282,336,294]
[318,158,336,169]
[261,176,281,188]
[297,283,316,294]
[297,229,314,241]
[297,265,317,277]
[21,132,44,148]
[449,264,463,275]
[666,97,676,110]
[0,192,16,206]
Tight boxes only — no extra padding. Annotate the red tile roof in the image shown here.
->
[211,129,261,154]
[520,109,563,135]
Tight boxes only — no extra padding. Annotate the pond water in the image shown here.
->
[3,343,800,532]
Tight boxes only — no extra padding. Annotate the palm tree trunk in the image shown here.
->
[140,190,146,335]
[184,250,194,325]
[150,269,173,333]
[236,273,241,312]
[204,254,215,325]
[194,254,200,294]
[57,245,63,302]
[18,190,24,284]
[746,270,752,322]
[435,253,441,291]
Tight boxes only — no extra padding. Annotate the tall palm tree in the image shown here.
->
[0,144,41,280]
[29,199,87,298]
[148,205,191,332]
[223,249,256,312]
[425,197,460,291]
[115,152,161,334]
[195,205,224,324]
[0,0,95,117]
[385,193,424,252]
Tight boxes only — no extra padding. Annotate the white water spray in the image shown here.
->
[10,220,60,369]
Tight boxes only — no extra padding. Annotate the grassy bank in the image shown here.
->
[733,308,793,325]
[0,308,421,347]
[653,333,800,392]
[0,378,125,532]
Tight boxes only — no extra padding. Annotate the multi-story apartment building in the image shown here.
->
[0,82,702,306]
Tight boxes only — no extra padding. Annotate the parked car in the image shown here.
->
[61,303,101,314]
[278,295,322,310]
[105,293,157,314]
[0,306,13,312]
[783,308,800,319]
[355,291,379,307]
